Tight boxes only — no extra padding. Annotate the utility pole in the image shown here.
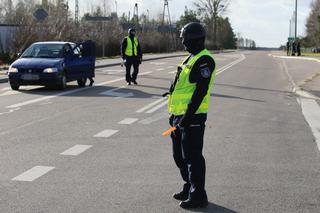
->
[115,0,118,16]
[133,3,139,28]
[162,0,176,50]
[295,0,298,41]
[102,0,106,57]
[75,0,79,24]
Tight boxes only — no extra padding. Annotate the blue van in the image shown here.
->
[8,41,95,90]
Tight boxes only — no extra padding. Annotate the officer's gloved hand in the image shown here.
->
[179,115,192,127]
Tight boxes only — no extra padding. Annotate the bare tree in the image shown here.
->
[194,0,230,49]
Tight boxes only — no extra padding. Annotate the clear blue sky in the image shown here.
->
[73,0,314,47]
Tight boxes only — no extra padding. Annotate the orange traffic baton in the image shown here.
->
[162,127,177,136]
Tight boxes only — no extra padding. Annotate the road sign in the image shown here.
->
[33,8,48,22]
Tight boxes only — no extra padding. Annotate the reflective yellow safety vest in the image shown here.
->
[125,36,138,57]
[168,49,216,116]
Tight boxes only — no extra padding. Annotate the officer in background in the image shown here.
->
[297,41,301,56]
[286,41,290,56]
[121,28,143,85]
[166,22,216,209]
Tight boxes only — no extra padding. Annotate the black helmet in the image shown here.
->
[128,28,136,35]
[180,22,206,43]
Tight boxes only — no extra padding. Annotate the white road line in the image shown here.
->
[6,71,152,109]
[12,166,55,182]
[216,54,246,75]
[156,68,165,71]
[146,100,168,114]
[299,98,320,152]
[136,97,167,113]
[139,111,167,124]
[150,62,167,65]
[0,107,20,116]
[60,145,92,156]
[168,71,176,74]
[272,55,320,63]
[1,87,10,91]
[118,118,139,125]
[167,66,174,69]
[104,69,123,72]
[99,86,134,97]
[94,129,119,138]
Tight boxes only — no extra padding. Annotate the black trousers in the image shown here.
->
[125,57,139,83]
[170,116,207,201]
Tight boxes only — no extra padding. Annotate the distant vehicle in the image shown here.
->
[312,47,320,53]
[8,41,95,90]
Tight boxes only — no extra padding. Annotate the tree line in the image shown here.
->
[0,0,242,63]
[302,0,320,49]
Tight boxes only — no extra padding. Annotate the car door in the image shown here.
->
[79,40,96,78]
[63,44,78,80]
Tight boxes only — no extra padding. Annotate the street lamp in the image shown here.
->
[295,0,297,41]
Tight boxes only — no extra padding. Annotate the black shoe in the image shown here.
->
[180,199,208,209]
[173,191,189,201]
[127,82,131,86]
[89,80,94,87]
[132,80,138,85]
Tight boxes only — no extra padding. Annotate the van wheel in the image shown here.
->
[77,78,87,87]
[10,83,20,90]
[57,73,67,90]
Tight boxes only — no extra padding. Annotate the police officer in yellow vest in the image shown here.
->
[121,28,142,85]
[166,22,216,209]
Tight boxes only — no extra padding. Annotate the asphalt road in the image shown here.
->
[0,51,320,213]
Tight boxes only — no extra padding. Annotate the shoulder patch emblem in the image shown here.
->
[200,67,211,78]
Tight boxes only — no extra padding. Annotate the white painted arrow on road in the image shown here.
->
[99,86,134,98]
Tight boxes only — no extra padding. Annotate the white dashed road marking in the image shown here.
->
[12,166,55,182]
[136,97,167,113]
[60,145,92,156]
[100,86,134,97]
[118,118,139,125]
[94,129,119,138]
[146,100,168,114]
[156,68,165,71]
[150,62,167,65]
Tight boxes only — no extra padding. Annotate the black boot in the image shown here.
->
[172,191,189,201]
[89,78,94,87]
[173,183,190,201]
[180,199,208,209]
[132,80,138,85]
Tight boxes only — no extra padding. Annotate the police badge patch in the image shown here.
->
[200,67,211,78]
